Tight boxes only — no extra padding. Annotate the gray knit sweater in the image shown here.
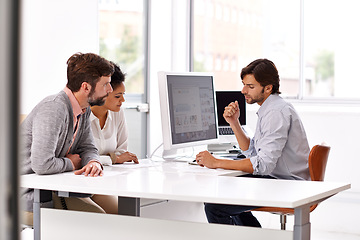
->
[20,90,100,211]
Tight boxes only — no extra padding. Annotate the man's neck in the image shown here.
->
[257,93,272,106]
[73,91,89,110]
[64,87,85,115]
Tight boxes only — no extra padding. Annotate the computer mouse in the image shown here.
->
[236,153,246,159]
[229,149,241,154]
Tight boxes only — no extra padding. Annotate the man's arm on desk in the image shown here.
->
[195,151,254,173]
[74,161,103,177]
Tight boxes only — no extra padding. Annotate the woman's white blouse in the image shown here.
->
[90,108,128,165]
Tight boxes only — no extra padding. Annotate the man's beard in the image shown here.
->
[244,87,265,104]
[88,93,108,106]
[245,95,264,104]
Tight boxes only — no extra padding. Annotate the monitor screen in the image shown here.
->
[216,91,246,126]
[158,72,219,151]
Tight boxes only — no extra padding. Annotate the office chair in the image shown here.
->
[252,144,330,230]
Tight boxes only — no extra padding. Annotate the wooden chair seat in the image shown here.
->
[253,144,330,230]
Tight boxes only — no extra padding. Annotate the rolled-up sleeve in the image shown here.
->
[248,110,290,175]
[242,138,255,157]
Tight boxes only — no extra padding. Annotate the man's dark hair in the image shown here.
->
[240,58,281,94]
[66,52,114,92]
[110,61,126,89]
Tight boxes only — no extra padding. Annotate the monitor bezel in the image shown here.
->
[158,71,219,151]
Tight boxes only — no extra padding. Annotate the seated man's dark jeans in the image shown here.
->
[204,174,276,227]
[205,203,261,227]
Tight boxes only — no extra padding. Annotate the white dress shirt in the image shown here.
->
[243,94,310,180]
[90,108,128,165]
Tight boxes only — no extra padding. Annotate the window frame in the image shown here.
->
[189,0,360,104]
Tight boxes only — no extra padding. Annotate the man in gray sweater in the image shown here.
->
[21,52,114,225]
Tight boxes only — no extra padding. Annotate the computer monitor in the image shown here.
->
[158,71,219,159]
[216,91,246,127]
[208,91,248,152]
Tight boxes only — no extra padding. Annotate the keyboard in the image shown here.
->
[219,127,234,135]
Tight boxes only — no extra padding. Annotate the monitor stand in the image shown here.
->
[208,126,254,153]
[207,143,245,160]
[207,143,234,153]
[162,149,195,162]
[161,146,206,162]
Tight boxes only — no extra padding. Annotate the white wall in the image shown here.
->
[20,0,99,114]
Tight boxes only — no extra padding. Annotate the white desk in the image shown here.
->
[21,159,350,240]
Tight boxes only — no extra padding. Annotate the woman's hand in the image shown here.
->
[116,152,139,164]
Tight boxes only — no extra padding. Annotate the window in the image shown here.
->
[194,0,299,96]
[99,0,144,94]
[98,0,148,158]
[304,0,360,99]
[193,0,360,100]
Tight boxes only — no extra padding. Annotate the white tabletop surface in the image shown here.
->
[21,159,350,209]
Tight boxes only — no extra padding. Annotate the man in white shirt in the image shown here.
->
[196,58,310,227]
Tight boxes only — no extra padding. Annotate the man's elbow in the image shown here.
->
[256,161,276,176]
[31,162,57,175]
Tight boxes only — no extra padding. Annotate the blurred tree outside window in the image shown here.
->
[99,0,144,94]
[194,0,360,100]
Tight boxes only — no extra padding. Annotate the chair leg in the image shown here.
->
[280,214,287,230]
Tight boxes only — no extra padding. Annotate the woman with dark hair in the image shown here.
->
[89,62,138,214]
[90,62,138,166]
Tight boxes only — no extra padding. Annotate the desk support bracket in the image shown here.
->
[57,191,70,197]
[118,197,140,216]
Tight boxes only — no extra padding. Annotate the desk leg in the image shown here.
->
[293,205,311,240]
[118,197,140,216]
[33,189,41,240]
